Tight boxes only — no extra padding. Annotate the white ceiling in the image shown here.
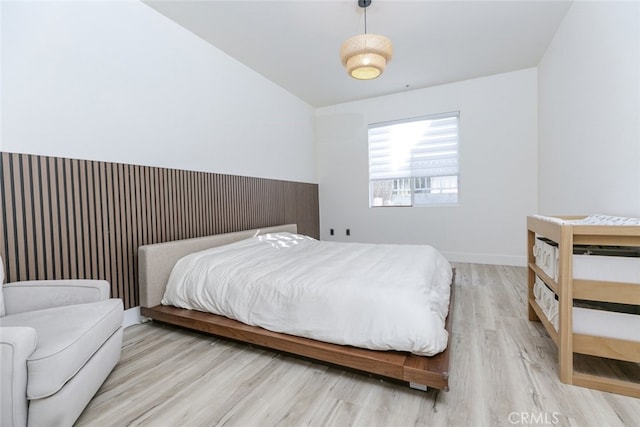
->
[144,0,572,108]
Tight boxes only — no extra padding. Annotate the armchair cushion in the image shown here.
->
[3,280,110,315]
[0,326,37,427]
[0,298,123,399]
[1,258,5,316]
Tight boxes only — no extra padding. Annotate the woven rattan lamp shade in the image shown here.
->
[340,33,393,80]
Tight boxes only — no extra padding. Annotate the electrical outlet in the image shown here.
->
[346,229,351,236]
[330,228,334,236]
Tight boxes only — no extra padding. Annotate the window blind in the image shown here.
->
[368,112,459,181]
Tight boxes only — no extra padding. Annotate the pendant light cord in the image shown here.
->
[364,6,368,34]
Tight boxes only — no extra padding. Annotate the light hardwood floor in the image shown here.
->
[76,264,640,426]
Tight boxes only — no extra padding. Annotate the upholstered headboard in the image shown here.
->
[138,224,298,308]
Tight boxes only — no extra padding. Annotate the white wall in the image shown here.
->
[1,0,316,183]
[316,69,538,266]
[538,1,640,217]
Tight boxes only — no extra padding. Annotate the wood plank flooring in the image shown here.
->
[76,264,640,426]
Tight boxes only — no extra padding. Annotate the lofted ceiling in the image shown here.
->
[144,0,572,108]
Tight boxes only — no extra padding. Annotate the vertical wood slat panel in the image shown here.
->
[22,156,36,280]
[167,168,174,242]
[129,164,137,308]
[0,156,13,276]
[115,163,126,307]
[215,174,223,234]
[105,162,117,296]
[58,158,69,279]
[97,162,108,284]
[141,166,149,247]
[88,161,99,280]
[132,165,142,306]
[73,159,85,279]
[13,156,25,279]
[155,168,163,243]
[38,156,53,278]
[124,164,134,308]
[119,163,130,309]
[79,161,92,279]
[48,158,61,279]
[0,152,319,309]
[149,166,157,245]
[202,172,209,236]
[64,159,74,279]
[0,155,7,278]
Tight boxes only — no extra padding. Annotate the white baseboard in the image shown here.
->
[441,251,526,267]
[123,306,143,328]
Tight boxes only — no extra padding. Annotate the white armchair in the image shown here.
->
[0,259,123,427]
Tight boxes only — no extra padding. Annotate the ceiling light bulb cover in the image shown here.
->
[340,34,392,80]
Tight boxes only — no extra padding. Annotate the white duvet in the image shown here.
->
[162,233,452,356]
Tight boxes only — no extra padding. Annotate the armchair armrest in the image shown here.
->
[0,326,37,427]
[3,280,110,315]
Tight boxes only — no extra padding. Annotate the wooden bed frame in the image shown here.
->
[138,224,454,391]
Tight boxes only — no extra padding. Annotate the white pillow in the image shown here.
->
[0,257,5,316]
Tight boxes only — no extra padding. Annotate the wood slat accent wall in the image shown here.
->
[0,152,319,309]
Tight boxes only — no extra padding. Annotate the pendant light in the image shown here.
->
[340,0,393,80]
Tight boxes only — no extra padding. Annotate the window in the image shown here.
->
[368,112,459,207]
[392,178,411,196]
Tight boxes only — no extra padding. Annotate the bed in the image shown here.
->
[139,224,455,391]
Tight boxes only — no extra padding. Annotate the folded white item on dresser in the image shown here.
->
[162,232,452,356]
[532,214,640,226]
